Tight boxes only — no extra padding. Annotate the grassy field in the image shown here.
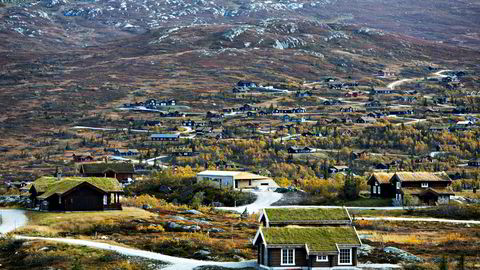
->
[16,205,259,262]
[0,238,167,270]
[356,220,480,268]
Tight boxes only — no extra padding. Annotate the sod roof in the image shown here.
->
[80,163,134,174]
[34,177,123,199]
[261,226,361,252]
[264,208,350,222]
[369,172,394,184]
[394,172,451,182]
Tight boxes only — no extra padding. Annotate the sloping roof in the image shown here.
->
[403,187,454,196]
[261,226,361,252]
[80,163,135,174]
[369,172,394,184]
[35,177,123,200]
[394,172,451,182]
[263,208,350,223]
[197,170,269,180]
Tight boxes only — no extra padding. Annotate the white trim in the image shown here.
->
[280,248,295,266]
[353,226,363,246]
[344,206,352,223]
[252,228,265,245]
[338,248,352,265]
[421,182,429,188]
[316,255,328,262]
[259,209,270,227]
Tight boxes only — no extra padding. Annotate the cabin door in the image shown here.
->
[235,180,239,189]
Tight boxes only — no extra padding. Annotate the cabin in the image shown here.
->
[182,120,196,127]
[371,89,394,95]
[376,70,396,77]
[78,163,135,182]
[72,153,94,163]
[196,170,278,190]
[288,146,314,154]
[171,151,197,157]
[340,107,354,113]
[253,208,361,269]
[113,149,139,157]
[28,176,123,211]
[143,120,162,127]
[328,166,349,174]
[468,159,480,167]
[388,109,415,115]
[391,172,454,205]
[296,91,312,98]
[237,81,257,89]
[367,173,395,198]
[365,101,382,108]
[367,112,385,118]
[151,134,180,141]
[356,117,377,124]
[351,151,368,160]
[323,100,342,106]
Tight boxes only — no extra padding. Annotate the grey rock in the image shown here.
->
[195,250,211,256]
[181,209,202,215]
[384,246,424,263]
[358,244,375,256]
[207,228,225,233]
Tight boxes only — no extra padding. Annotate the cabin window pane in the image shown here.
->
[103,195,108,205]
[372,186,377,194]
[316,255,328,262]
[339,248,351,265]
[281,249,295,265]
[396,182,401,189]
[421,182,429,188]
[378,186,381,194]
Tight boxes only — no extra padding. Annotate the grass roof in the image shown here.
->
[264,208,350,222]
[80,163,134,174]
[369,172,394,184]
[35,177,123,199]
[395,172,451,182]
[262,226,361,252]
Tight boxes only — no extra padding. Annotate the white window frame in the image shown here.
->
[372,186,377,194]
[103,195,108,205]
[396,182,401,189]
[281,248,295,266]
[377,186,381,194]
[338,248,352,265]
[396,193,402,201]
[421,182,429,188]
[316,255,328,262]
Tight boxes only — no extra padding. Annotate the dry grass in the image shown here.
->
[367,231,466,245]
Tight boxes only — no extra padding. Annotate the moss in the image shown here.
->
[35,177,123,199]
[262,226,361,252]
[265,208,349,222]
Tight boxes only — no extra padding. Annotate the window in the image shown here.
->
[372,186,377,194]
[378,186,381,194]
[249,179,252,186]
[396,193,402,201]
[281,249,295,265]
[396,182,401,189]
[421,182,429,188]
[338,248,352,265]
[316,255,328,262]
[103,195,108,205]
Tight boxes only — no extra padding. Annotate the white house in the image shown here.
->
[196,170,279,189]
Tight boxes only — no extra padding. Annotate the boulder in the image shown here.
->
[195,250,211,256]
[358,244,375,256]
[383,246,424,263]
[181,210,202,215]
[207,228,225,233]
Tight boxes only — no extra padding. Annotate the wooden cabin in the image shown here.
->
[79,163,134,182]
[28,177,123,211]
[253,208,361,269]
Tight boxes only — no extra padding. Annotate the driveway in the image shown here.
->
[217,190,284,214]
